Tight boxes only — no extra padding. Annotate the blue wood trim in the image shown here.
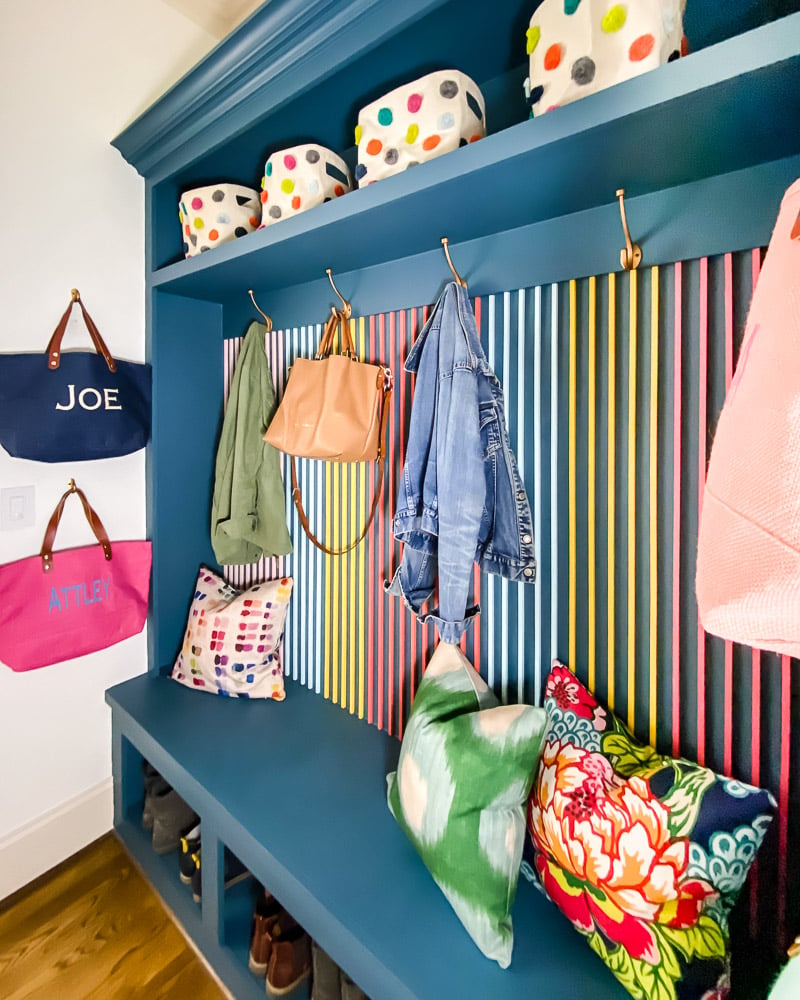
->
[113,1,797,184]
[112,0,443,179]
[115,818,274,999]
[150,156,799,328]
[143,14,800,304]
[107,673,629,1000]
[147,292,222,671]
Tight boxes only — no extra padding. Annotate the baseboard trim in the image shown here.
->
[0,779,113,901]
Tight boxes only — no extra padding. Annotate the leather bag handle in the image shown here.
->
[40,479,112,572]
[316,308,355,360]
[46,290,117,373]
[290,382,392,555]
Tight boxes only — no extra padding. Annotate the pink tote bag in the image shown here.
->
[0,480,151,672]
[696,177,800,656]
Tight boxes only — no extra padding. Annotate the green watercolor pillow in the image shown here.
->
[386,641,548,968]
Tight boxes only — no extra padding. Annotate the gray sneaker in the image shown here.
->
[149,787,199,855]
[142,774,171,831]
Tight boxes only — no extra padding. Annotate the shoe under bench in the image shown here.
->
[107,672,628,1000]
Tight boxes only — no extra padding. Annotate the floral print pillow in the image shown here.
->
[526,661,776,1000]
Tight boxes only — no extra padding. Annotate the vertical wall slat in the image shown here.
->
[627,269,638,731]
[649,267,659,748]
[219,250,793,972]
[607,273,617,712]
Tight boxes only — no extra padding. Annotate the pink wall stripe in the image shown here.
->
[778,654,791,947]
[388,310,397,736]
[377,313,386,731]
[473,297,482,680]
[398,309,408,739]
[368,315,377,724]
[697,258,708,767]
[419,304,431,684]
[723,253,734,777]
[672,262,683,758]
[749,248,762,938]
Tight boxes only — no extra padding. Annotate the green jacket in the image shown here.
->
[211,322,293,563]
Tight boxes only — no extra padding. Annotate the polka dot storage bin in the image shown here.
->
[179,183,261,257]
[355,70,486,188]
[524,0,687,117]
[260,144,352,226]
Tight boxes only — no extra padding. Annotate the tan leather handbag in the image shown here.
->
[264,308,392,554]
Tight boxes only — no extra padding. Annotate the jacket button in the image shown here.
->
[517,490,525,500]
[522,533,532,543]
[524,567,534,577]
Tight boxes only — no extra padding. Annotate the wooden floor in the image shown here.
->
[0,833,227,1000]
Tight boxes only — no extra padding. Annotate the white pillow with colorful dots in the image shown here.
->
[355,70,486,188]
[172,566,293,701]
[524,0,686,117]
[259,144,352,227]
[179,183,261,257]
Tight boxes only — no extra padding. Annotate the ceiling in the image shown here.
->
[162,0,266,39]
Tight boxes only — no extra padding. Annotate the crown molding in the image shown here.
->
[112,0,441,181]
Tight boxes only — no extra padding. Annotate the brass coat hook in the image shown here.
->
[248,289,273,332]
[325,268,352,319]
[68,477,77,492]
[70,288,81,302]
[441,237,467,287]
[616,189,642,271]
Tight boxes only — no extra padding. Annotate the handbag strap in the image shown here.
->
[40,479,112,572]
[316,308,355,359]
[290,380,393,555]
[46,289,117,373]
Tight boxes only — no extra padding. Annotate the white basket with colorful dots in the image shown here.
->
[179,183,261,257]
[524,0,686,117]
[260,144,352,226]
[355,70,486,188]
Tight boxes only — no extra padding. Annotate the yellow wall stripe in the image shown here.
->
[324,461,332,701]
[627,269,638,730]
[588,276,596,692]
[332,462,340,704]
[649,267,659,746]
[569,280,577,670]
[348,318,357,713]
[357,317,367,719]
[607,273,616,710]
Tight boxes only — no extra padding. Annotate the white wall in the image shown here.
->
[0,0,218,898]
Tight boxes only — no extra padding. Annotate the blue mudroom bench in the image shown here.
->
[107,0,800,996]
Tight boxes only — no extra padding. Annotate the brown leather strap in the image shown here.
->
[316,308,355,360]
[40,480,112,572]
[46,290,117,373]
[291,457,385,555]
[290,383,392,555]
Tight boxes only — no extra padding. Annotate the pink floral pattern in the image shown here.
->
[526,661,776,1000]
[545,663,600,720]
[529,738,715,965]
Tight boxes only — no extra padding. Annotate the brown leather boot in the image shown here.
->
[248,902,297,977]
[266,926,312,996]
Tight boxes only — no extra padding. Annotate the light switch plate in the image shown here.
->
[0,486,35,530]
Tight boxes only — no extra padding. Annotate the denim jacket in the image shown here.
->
[386,281,536,642]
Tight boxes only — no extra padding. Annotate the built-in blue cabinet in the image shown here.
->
[106,2,800,996]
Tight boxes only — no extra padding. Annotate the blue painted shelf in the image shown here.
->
[144,13,800,304]
[107,673,628,1000]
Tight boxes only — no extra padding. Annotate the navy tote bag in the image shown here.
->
[0,290,151,462]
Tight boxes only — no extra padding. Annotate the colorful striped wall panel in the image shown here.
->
[223,250,798,969]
